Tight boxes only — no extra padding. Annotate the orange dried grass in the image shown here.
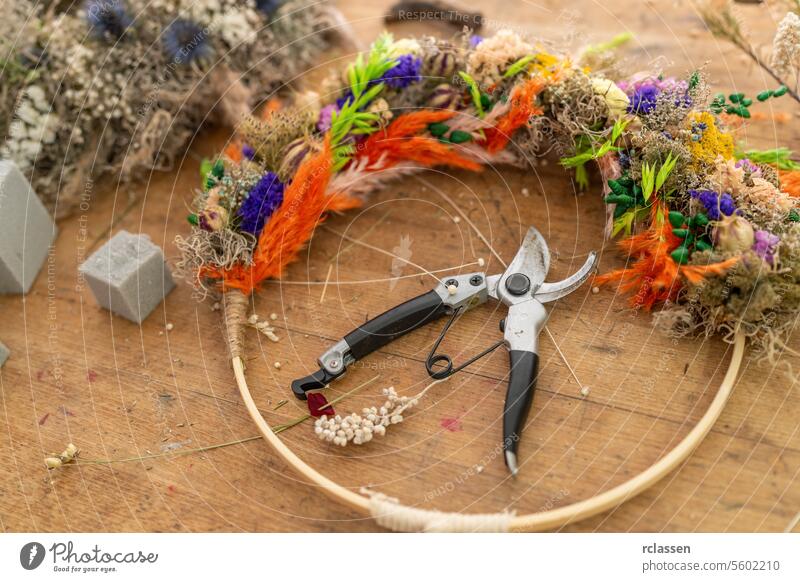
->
[357,110,481,171]
[203,137,360,293]
[482,77,546,153]
[779,170,800,198]
[223,141,244,163]
[595,202,739,309]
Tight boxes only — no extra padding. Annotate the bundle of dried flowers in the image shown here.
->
[1,0,347,218]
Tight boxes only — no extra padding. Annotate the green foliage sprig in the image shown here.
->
[503,55,535,79]
[458,71,485,117]
[581,32,634,58]
[608,153,677,237]
[738,147,800,172]
[330,33,398,170]
[640,152,678,203]
[560,118,629,189]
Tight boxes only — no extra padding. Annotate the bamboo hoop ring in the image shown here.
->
[226,291,747,531]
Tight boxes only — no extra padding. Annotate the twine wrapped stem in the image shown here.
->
[223,290,249,360]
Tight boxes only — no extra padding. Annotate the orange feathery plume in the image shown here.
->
[482,77,546,153]
[779,170,800,198]
[357,110,481,171]
[261,97,282,119]
[680,257,740,285]
[749,111,792,124]
[595,202,739,310]
[223,141,243,163]
[203,137,359,293]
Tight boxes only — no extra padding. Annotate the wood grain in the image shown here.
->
[0,0,798,532]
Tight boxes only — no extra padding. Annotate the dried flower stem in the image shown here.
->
[700,3,800,104]
[735,41,800,104]
[57,377,380,468]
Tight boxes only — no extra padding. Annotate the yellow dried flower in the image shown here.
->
[528,50,565,80]
[591,77,629,118]
[686,112,734,169]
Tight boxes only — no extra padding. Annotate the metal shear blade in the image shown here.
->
[487,226,550,304]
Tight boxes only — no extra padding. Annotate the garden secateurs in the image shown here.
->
[290,226,598,476]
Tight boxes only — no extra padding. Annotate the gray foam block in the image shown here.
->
[0,341,9,368]
[0,160,58,294]
[80,231,175,324]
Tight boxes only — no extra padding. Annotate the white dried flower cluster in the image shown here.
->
[467,30,534,86]
[2,87,60,171]
[47,17,139,128]
[185,0,261,48]
[0,2,39,55]
[247,312,280,342]
[770,12,800,79]
[314,387,420,446]
[389,38,422,57]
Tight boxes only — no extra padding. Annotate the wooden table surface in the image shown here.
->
[1,0,799,533]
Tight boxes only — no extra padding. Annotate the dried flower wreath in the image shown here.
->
[176,29,799,530]
[1,0,347,218]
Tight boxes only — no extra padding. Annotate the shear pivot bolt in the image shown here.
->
[505,273,531,296]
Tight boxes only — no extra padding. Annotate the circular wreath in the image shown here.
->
[176,29,799,531]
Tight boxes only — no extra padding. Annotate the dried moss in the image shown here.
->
[239,108,315,175]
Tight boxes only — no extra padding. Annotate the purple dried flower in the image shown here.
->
[238,172,285,235]
[380,54,422,89]
[621,76,691,115]
[469,35,484,48]
[735,158,761,175]
[335,93,353,109]
[752,230,779,265]
[690,189,737,220]
[628,83,660,114]
[242,144,255,160]
[330,53,422,114]
[317,104,338,132]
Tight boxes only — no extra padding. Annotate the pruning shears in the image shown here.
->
[291,226,597,475]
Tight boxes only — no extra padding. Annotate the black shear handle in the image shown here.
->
[345,290,450,359]
[502,350,539,466]
[291,290,450,399]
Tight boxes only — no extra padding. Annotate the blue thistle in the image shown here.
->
[256,0,285,17]
[85,0,132,41]
[162,19,212,65]
[238,172,285,235]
